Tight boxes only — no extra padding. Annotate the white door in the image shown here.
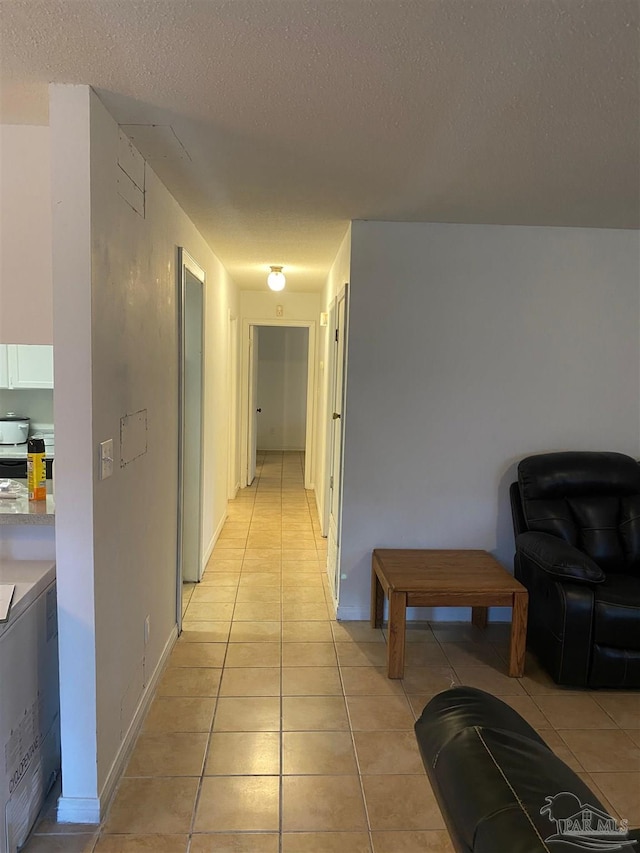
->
[327,285,348,602]
[247,325,259,486]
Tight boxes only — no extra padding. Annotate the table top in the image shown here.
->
[372,549,524,594]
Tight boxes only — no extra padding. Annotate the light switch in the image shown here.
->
[100,439,114,480]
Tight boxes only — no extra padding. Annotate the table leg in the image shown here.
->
[371,565,384,628]
[472,606,488,629]
[387,590,407,678]
[509,590,528,677]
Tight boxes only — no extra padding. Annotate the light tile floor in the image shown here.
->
[24,451,640,852]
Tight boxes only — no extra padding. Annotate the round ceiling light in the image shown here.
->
[267,265,286,291]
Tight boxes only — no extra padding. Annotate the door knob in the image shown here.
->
[332,412,341,420]
[257,408,262,413]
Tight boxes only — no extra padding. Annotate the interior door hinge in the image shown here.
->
[335,329,339,343]
[330,475,334,490]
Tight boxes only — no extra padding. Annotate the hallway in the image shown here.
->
[101,449,449,852]
[24,451,640,851]
[24,451,451,852]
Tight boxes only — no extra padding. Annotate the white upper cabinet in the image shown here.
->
[0,346,8,389]
[6,345,54,389]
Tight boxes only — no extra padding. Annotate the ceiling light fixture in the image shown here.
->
[267,265,286,291]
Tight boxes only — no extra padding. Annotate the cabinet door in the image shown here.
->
[0,345,8,388]
[7,345,54,389]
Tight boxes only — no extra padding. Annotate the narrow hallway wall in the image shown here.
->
[51,84,239,818]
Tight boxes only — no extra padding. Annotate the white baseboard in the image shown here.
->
[314,490,327,537]
[325,586,337,619]
[202,512,227,568]
[56,797,101,824]
[336,603,370,621]
[486,606,511,622]
[336,604,513,622]
[97,625,178,819]
[57,626,179,824]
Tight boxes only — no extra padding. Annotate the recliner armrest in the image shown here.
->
[515,532,605,584]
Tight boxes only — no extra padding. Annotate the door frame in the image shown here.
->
[176,247,206,630]
[228,311,239,499]
[240,318,316,490]
[321,299,337,537]
[326,283,349,607]
[246,324,259,486]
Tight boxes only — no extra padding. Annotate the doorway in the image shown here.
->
[241,320,316,490]
[257,326,309,459]
[177,248,205,628]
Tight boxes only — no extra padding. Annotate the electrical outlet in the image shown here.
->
[144,615,150,646]
[99,439,114,480]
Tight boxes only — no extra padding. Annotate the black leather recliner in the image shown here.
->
[510,451,640,688]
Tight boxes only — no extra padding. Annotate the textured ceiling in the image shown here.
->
[1,0,638,291]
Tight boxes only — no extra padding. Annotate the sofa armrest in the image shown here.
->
[415,688,619,853]
[516,532,605,584]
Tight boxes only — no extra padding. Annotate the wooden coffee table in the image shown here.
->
[371,549,528,679]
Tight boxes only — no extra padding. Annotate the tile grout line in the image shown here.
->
[336,630,376,851]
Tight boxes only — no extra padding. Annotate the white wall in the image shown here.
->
[228,315,240,496]
[201,256,240,562]
[257,326,308,451]
[240,290,320,324]
[50,85,96,813]
[0,125,53,344]
[338,221,640,620]
[50,85,238,818]
[0,389,53,425]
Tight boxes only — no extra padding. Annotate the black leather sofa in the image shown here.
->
[415,687,640,853]
[510,451,640,688]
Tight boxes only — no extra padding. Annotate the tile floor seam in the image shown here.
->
[339,651,376,849]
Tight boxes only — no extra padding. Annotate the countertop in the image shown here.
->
[0,492,55,525]
[0,443,55,459]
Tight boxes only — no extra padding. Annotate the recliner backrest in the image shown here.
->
[517,451,640,575]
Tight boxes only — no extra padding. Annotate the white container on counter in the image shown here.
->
[0,416,29,446]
